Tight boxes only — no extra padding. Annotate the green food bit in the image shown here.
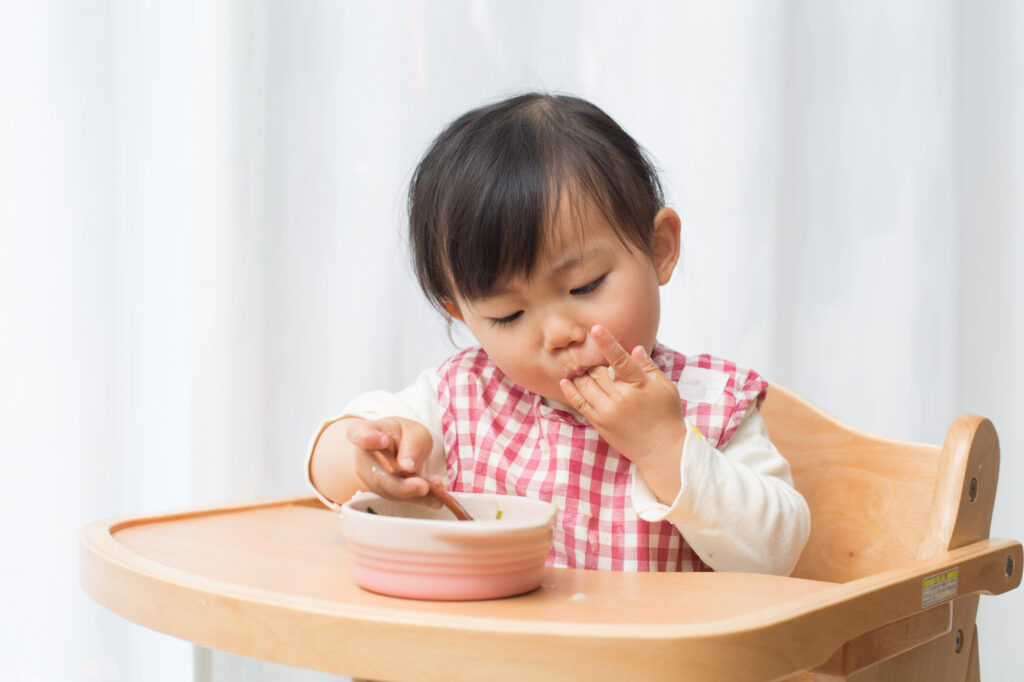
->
[495,510,503,520]
[365,506,377,515]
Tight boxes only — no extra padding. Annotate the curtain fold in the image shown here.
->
[2,1,1020,680]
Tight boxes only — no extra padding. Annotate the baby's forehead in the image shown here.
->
[543,192,619,249]
[551,193,640,250]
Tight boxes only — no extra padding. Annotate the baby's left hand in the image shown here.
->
[559,325,685,469]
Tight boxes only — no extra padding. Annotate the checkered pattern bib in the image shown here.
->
[437,343,768,571]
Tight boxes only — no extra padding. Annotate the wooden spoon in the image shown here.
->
[369,449,473,521]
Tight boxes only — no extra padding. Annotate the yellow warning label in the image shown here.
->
[922,567,959,608]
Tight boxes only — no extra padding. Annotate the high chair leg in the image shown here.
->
[965,625,980,682]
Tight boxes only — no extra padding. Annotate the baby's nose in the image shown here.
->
[542,311,588,352]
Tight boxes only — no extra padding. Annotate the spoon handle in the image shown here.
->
[370,450,473,521]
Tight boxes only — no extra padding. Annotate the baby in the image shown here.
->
[307,93,809,574]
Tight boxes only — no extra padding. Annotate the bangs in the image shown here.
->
[443,118,559,301]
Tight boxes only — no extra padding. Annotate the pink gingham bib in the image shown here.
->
[437,343,767,571]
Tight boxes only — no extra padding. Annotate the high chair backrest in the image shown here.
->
[760,383,999,583]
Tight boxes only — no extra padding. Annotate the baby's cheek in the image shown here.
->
[489,352,554,398]
[602,306,658,352]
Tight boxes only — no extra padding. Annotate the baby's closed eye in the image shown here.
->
[489,310,523,327]
[570,274,607,296]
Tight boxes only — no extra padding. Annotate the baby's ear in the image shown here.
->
[443,300,464,322]
[651,207,681,285]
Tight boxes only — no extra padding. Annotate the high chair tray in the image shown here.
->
[80,495,1020,681]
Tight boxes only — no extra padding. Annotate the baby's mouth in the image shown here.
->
[560,347,608,380]
[563,364,604,379]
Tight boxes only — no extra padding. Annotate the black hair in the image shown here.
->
[408,92,665,316]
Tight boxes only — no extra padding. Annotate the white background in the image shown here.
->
[1,1,1021,680]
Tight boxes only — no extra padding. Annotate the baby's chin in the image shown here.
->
[536,381,580,408]
[498,367,588,406]
[510,376,568,405]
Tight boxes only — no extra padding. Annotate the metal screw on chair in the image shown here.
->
[1007,555,1015,578]
[968,478,978,502]
[955,629,963,653]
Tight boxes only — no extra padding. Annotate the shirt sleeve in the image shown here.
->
[304,367,447,510]
[630,406,811,575]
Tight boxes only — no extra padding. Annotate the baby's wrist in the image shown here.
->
[632,428,685,481]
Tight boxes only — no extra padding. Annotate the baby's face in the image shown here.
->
[450,198,678,404]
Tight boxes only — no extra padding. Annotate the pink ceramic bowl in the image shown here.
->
[341,491,557,601]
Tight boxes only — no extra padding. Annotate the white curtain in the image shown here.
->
[2,1,1021,680]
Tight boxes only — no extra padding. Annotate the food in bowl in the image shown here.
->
[341,491,557,600]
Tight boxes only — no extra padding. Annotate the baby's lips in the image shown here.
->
[562,363,608,379]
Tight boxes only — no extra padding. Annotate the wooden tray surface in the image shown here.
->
[80,495,1020,681]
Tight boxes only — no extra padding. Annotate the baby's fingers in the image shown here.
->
[631,344,661,375]
[394,421,435,473]
[591,325,643,383]
[355,449,434,502]
[347,418,430,474]
[559,378,590,414]
[346,421,392,452]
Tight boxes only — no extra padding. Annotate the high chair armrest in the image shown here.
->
[808,601,954,676]
[743,537,1021,680]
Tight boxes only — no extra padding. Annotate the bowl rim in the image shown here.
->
[341,491,557,534]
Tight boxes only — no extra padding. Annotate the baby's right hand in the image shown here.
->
[346,417,441,507]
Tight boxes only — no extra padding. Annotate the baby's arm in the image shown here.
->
[306,368,445,510]
[631,406,811,575]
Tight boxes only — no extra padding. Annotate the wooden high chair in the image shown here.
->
[80,384,1020,681]
[760,383,1013,680]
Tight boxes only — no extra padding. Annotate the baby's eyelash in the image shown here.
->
[489,310,523,327]
[571,274,607,296]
